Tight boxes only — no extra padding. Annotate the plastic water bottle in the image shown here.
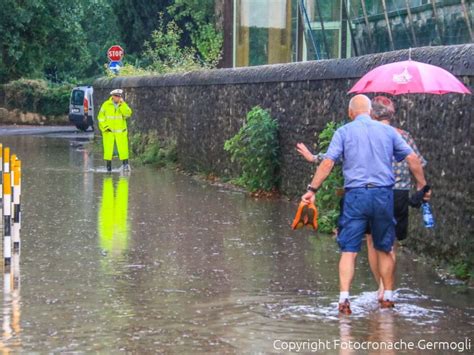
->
[422,202,435,228]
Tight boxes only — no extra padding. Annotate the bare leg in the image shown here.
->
[391,242,397,263]
[366,234,385,300]
[339,252,358,292]
[376,250,395,296]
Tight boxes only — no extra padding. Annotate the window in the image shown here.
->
[235,0,297,67]
[71,90,84,106]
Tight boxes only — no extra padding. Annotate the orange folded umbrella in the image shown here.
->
[291,201,318,230]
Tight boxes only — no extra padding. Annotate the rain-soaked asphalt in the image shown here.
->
[0,126,472,353]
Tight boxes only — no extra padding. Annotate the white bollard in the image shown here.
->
[11,157,21,253]
[3,171,12,268]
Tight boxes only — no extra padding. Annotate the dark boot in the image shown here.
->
[106,160,112,172]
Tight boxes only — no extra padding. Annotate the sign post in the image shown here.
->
[107,45,124,74]
[108,61,123,75]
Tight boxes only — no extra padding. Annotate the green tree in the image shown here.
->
[81,0,121,78]
[41,1,91,82]
[168,0,222,64]
[141,17,202,73]
[0,0,49,82]
[111,0,172,54]
[0,0,221,82]
[0,0,93,83]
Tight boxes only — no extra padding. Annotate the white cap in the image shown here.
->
[110,89,123,96]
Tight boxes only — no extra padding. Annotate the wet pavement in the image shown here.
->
[0,126,472,353]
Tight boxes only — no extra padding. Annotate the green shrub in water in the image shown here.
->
[315,121,344,233]
[224,106,280,192]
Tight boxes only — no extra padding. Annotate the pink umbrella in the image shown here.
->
[348,60,471,95]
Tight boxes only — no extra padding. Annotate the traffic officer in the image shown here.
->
[97,89,133,172]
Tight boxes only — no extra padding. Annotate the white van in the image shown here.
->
[69,86,94,131]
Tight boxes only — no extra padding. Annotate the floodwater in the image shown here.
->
[0,126,472,353]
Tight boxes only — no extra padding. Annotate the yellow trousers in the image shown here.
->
[103,131,129,161]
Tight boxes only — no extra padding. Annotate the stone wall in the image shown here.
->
[94,44,473,266]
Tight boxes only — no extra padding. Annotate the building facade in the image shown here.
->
[219,0,473,68]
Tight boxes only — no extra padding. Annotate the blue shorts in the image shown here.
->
[337,188,396,253]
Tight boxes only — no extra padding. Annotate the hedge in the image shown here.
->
[0,79,72,117]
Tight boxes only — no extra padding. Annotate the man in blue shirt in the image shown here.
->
[301,95,430,315]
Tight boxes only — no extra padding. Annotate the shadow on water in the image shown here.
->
[0,130,472,352]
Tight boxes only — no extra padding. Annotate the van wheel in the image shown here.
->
[76,124,89,132]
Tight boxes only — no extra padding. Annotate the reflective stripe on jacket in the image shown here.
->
[97,97,132,132]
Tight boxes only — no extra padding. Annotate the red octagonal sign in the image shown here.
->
[107,45,124,61]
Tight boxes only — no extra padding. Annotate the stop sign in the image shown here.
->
[107,45,124,61]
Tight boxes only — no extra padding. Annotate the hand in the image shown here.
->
[301,191,315,204]
[423,188,432,202]
[296,143,315,162]
[119,98,124,104]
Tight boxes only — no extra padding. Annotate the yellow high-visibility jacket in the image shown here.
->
[97,97,132,133]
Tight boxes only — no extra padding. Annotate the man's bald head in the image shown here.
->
[348,94,372,120]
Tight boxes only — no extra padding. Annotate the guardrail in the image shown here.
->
[0,144,22,268]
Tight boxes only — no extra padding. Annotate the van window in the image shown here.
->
[71,90,85,106]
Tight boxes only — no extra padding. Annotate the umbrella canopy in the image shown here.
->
[348,60,471,95]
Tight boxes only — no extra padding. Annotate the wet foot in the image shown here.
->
[379,299,395,309]
[338,299,352,315]
[377,285,384,302]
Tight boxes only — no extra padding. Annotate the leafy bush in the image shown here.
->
[448,261,471,280]
[2,79,72,116]
[191,23,223,66]
[142,19,204,74]
[130,131,177,167]
[315,122,345,233]
[224,106,280,192]
[106,63,152,78]
[167,0,222,65]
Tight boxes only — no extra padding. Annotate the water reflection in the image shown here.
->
[338,317,354,355]
[1,253,21,351]
[98,177,129,261]
[337,311,396,355]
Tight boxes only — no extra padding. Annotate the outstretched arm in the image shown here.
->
[296,143,321,163]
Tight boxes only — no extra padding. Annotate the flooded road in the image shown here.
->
[0,126,472,353]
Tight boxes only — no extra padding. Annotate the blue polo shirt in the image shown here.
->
[325,114,413,188]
